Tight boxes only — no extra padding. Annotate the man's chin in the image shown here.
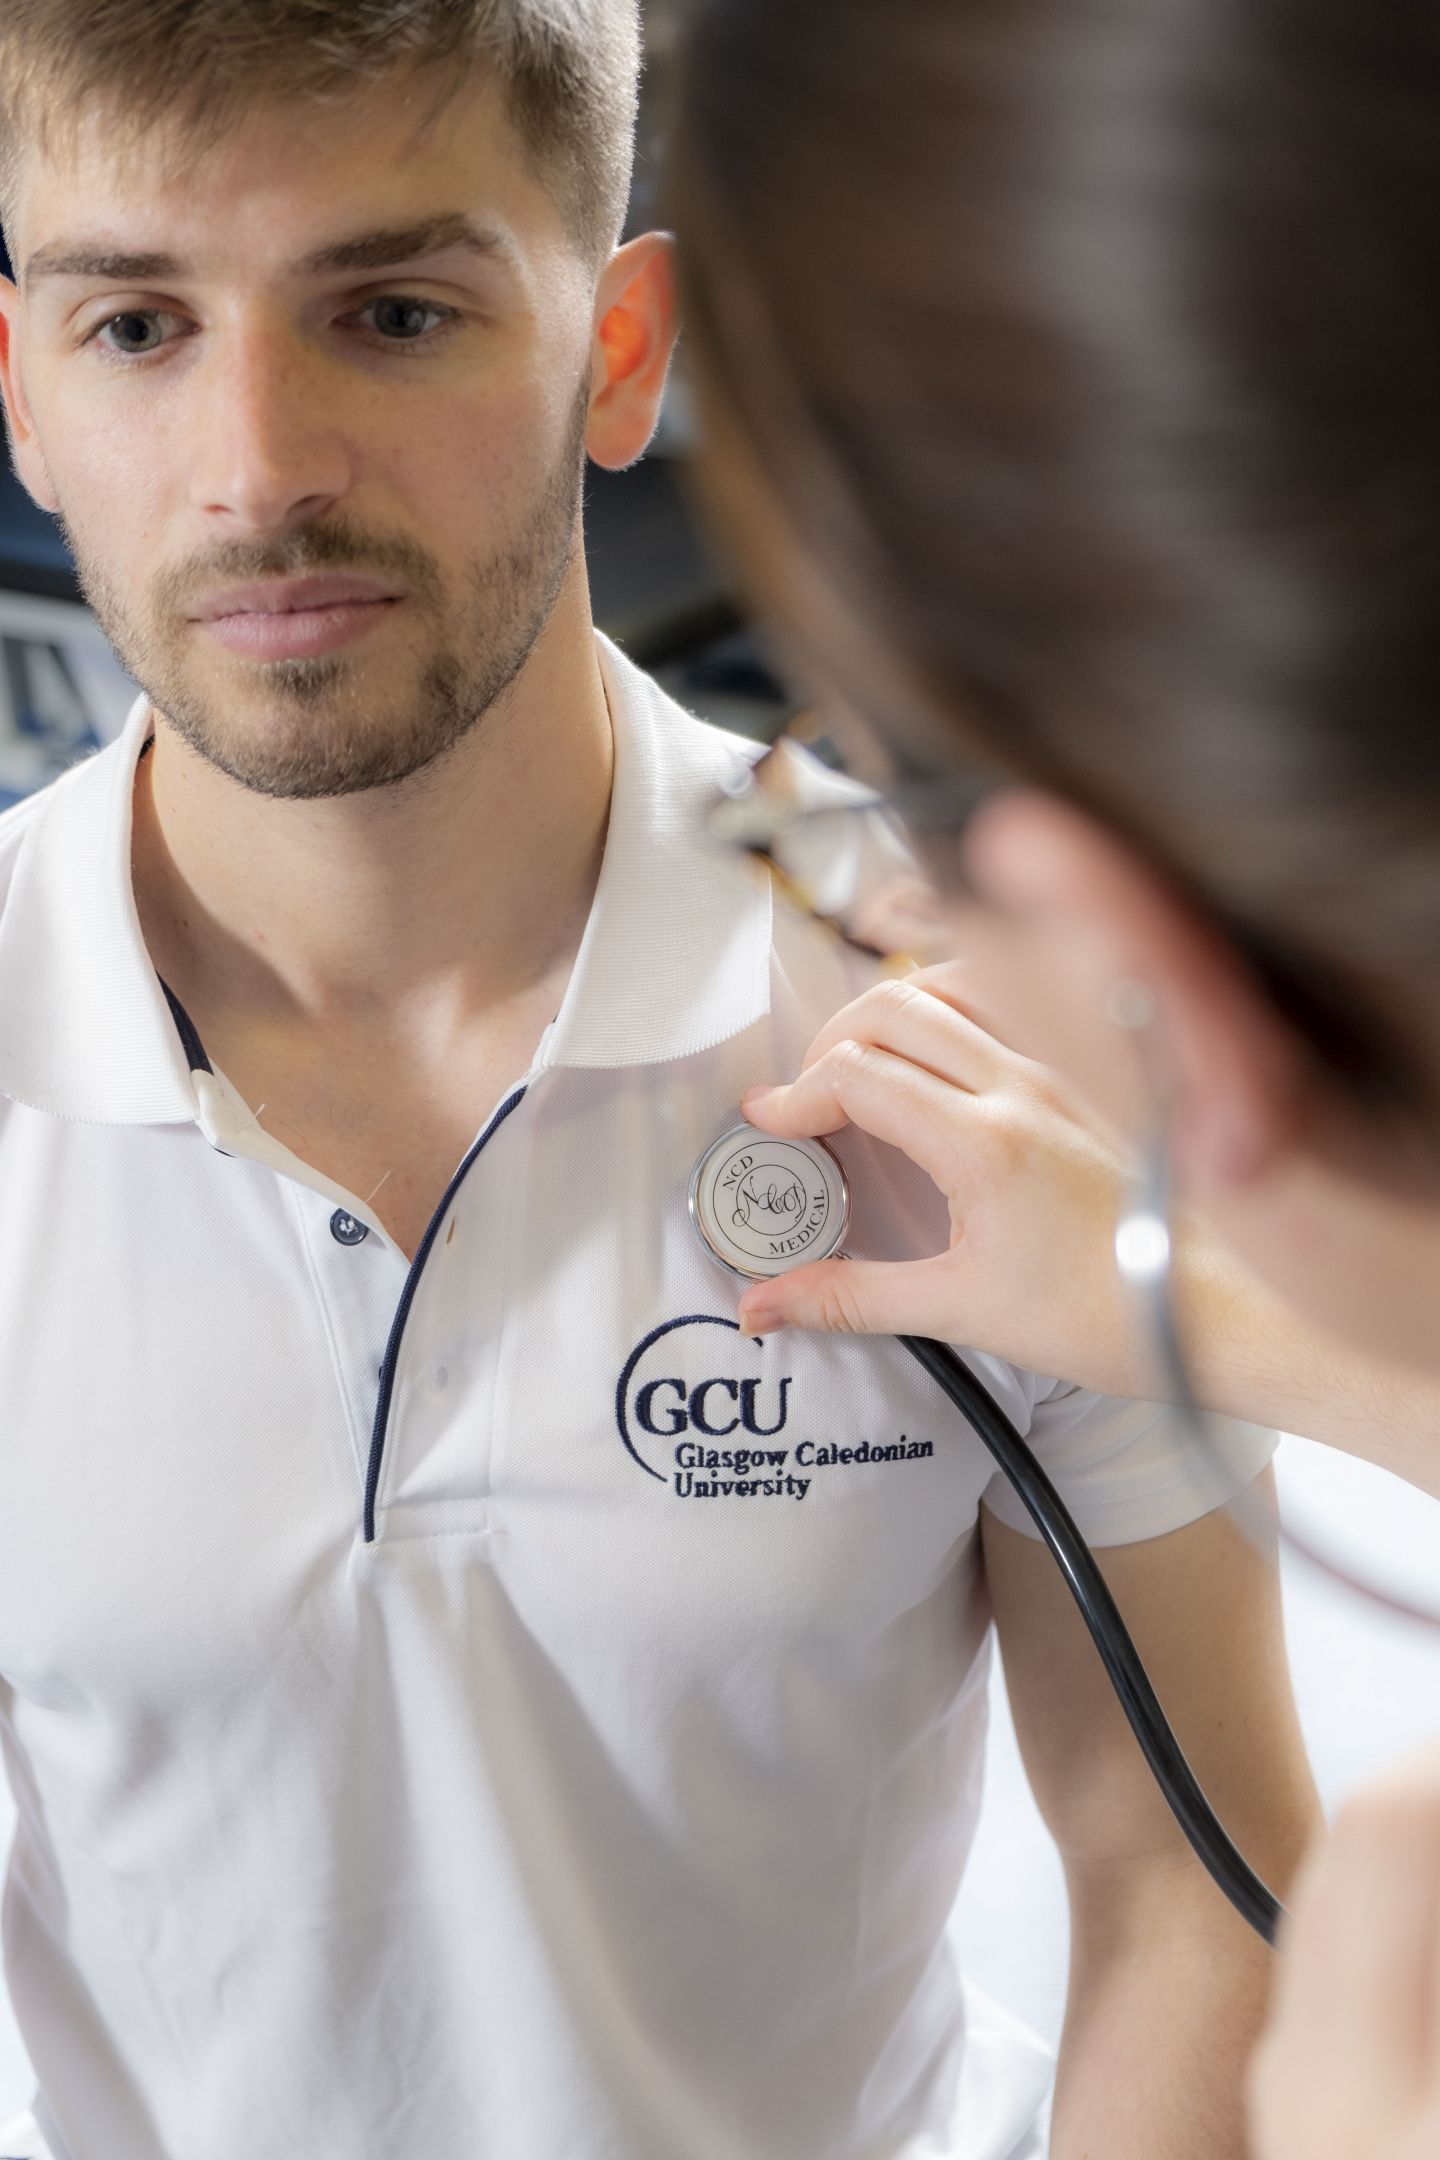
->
[168,728,452,802]
[146,663,484,802]
[239,653,353,703]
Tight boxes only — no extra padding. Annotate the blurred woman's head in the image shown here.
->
[670,0,1440,1373]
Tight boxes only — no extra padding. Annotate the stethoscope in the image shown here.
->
[690,1123,1284,1947]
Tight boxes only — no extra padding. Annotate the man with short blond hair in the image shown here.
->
[0,5,1317,2157]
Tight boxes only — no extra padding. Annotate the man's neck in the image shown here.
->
[130,593,614,1049]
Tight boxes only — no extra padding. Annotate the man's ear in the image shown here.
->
[960,788,1305,1195]
[586,232,679,472]
[0,278,60,512]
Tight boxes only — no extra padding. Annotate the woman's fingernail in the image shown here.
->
[741,1304,783,1336]
[741,1084,777,1112]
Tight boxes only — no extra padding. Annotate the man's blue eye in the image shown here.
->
[367,298,442,340]
[103,312,167,354]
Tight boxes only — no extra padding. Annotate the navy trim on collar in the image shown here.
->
[159,979,213,1075]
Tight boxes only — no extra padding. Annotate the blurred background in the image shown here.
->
[2,0,1440,2125]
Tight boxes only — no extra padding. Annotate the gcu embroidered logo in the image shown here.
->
[635,1372,792,1439]
[616,1315,934,1504]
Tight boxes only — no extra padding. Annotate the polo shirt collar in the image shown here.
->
[540,636,772,1070]
[0,633,771,1125]
[0,694,198,1125]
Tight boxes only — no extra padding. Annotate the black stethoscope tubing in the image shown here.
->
[691,1123,1283,1946]
[901,1333,1283,1947]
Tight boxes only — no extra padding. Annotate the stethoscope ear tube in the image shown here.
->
[899,1334,1284,1948]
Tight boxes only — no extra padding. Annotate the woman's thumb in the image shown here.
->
[737,1255,954,1342]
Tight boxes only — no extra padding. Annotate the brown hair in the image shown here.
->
[670,0,1440,1121]
[0,0,641,262]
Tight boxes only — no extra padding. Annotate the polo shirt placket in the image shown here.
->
[153,986,537,1552]
[359,1082,528,1543]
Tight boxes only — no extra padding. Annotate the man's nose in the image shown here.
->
[187,323,356,535]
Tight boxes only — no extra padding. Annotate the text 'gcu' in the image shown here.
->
[616,1315,932,1505]
[635,1374,792,1439]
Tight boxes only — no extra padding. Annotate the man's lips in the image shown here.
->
[189,576,405,661]
[190,575,405,621]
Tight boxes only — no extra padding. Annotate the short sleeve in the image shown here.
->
[980,1376,1278,1549]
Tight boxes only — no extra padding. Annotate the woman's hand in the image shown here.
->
[735,961,1171,1398]
[1249,1745,1440,2160]
[734,962,1440,1468]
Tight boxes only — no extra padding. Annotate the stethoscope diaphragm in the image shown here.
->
[689,1123,850,1281]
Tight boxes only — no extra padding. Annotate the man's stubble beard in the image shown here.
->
[63,380,592,801]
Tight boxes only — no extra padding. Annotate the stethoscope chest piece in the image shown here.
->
[689,1123,851,1281]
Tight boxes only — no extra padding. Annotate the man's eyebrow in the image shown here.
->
[25,245,182,292]
[296,213,514,278]
[24,213,513,294]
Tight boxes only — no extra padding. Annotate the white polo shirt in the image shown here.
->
[0,634,1274,2160]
